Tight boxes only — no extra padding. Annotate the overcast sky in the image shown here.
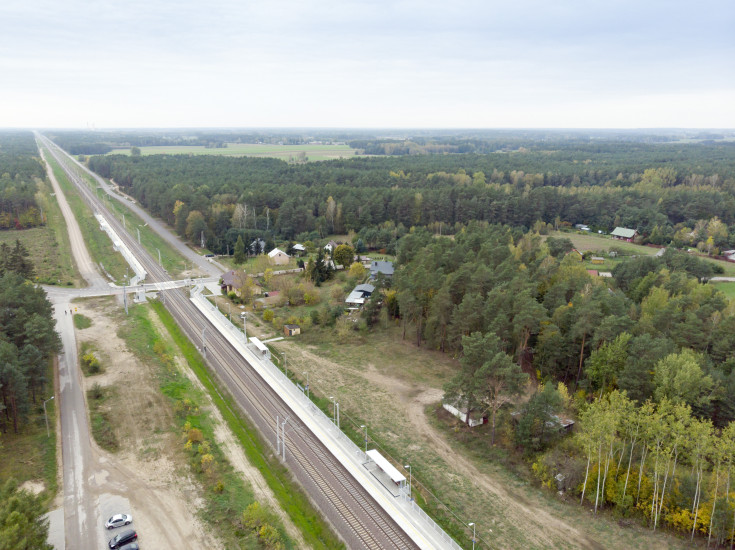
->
[1,0,733,128]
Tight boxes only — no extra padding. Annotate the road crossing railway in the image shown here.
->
[41,136,421,550]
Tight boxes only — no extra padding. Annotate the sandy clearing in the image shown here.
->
[272,337,608,549]
[74,299,220,549]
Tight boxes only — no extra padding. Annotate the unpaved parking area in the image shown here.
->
[74,297,218,549]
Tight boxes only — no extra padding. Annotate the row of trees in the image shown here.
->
[0,132,45,231]
[0,243,60,432]
[572,391,735,544]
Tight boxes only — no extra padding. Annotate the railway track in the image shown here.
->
[41,136,421,550]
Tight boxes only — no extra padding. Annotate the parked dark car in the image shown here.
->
[119,543,139,550]
[108,529,137,549]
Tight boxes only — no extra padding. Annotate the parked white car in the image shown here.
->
[105,514,133,530]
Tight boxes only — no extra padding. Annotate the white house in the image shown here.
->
[268,248,290,266]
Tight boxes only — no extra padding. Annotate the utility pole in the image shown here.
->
[361,425,368,454]
[200,230,205,249]
[123,285,128,314]
[123,213,126,229]
[137,227,141,244]
[276,414,280,455]
[283,351,287,378]
[157,248,161,266]
[43,396,55,437]
[202,326,207,359]
[304,371,309,399]
[281,416,289,461]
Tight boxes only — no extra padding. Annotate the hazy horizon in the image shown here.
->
[2,0,734,128]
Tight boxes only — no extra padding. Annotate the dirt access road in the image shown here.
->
[263,329,689,550]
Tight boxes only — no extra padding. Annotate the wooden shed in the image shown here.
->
[284,324,301,337]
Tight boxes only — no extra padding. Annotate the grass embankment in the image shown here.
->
[0,360,58,507]
[98,194,187,277]
[56,155,191,278]
[149,300,343,550]
[41,147,129,283]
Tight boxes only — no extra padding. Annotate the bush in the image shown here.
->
[89,383,104,400]
[263,309,274,322]
[82,352,101,374]
[186,427,204,444]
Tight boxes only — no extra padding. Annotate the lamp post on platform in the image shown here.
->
[404,464,412,500]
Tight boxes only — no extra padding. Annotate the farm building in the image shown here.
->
[345,283,375,307]
[283,324,301,337]
[268,248,290,265]
[611,227,637,242]
[590,256,604,264]
[292,243,306,255]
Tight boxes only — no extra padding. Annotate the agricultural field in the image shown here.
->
[108,143,360,161]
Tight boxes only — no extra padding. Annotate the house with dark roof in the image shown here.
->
[345,283,375,307]
[369,260,394,279]
[221,270,243,293]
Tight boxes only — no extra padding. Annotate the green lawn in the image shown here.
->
[547,231,735,276]
[546,231,659,256]
[108,143,359,161]
[714,281,735,302]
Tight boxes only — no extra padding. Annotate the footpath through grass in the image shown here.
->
[150,300,343,550]
[41,146,129,283]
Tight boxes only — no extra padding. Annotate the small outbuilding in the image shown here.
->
[284,324,301,337]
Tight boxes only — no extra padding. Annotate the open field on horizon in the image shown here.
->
[108,143,360,161]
